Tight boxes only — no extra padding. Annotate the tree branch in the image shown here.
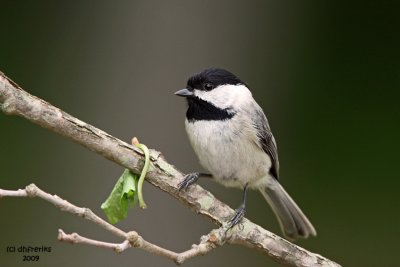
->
[0,71,341,267]
[0,184,219,264]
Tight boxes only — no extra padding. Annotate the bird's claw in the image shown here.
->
[178,172,200,191]
[228,203,246,230]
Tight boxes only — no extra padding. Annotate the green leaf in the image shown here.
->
[101,169,138,224]
[122,171,138,207]
[101,139,150,223]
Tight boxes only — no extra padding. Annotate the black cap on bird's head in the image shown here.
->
[175,68,245,97]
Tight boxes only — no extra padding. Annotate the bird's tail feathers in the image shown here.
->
[259,180,316,240]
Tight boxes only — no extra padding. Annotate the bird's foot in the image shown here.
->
[228,203,246,230]
[178,172,200,190]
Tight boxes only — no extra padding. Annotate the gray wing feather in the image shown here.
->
[252,106,280,179]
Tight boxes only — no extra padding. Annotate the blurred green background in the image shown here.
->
[1,1,399,266]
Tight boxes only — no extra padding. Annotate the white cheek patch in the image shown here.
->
[194,84,252,110]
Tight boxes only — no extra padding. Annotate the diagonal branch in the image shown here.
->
[0,71,341,267]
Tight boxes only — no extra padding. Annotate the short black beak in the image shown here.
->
[174,88,194,97]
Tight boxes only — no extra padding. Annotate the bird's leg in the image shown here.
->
[228,183,249,229]
[178,172,212,190]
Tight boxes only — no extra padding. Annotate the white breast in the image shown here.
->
[185,115,272,189]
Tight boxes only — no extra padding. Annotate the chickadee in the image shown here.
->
[175,68,316,240]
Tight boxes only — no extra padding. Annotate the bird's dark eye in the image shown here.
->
[204,83,213,90]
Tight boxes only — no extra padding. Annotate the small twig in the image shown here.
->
[57,229,131,252]
[0,184,220,265]
[0,188,27,197]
